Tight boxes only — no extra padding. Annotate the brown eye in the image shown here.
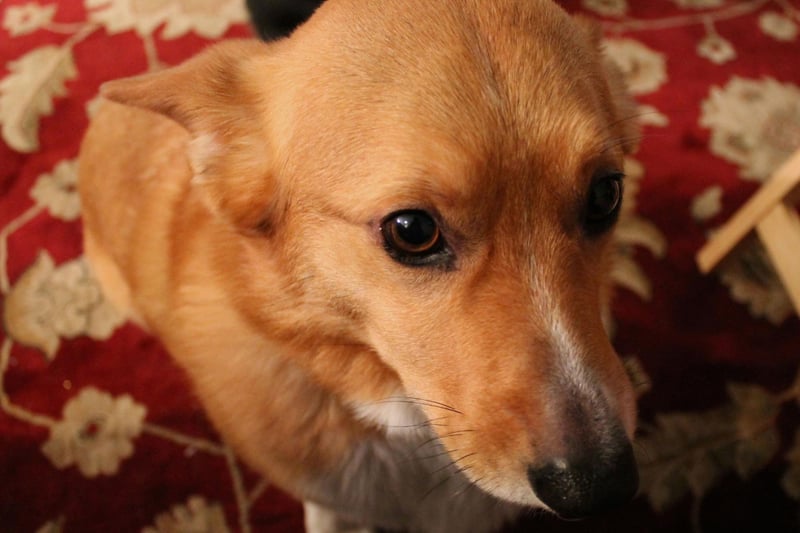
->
[381,210,449,266]
[585,173,624,234]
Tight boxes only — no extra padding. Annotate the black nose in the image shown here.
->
[528,440,638,519]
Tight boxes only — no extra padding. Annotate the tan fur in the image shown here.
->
[79,0,639,529]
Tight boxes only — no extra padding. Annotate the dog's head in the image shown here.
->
[103,0,639,519]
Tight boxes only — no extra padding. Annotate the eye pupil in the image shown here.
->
[588,179,620,218]
[387,211,440,253]
[380,210,449,266]
[586,174,622,231]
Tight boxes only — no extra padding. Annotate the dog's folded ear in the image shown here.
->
[101,40,283,235]
[573,16,640,155]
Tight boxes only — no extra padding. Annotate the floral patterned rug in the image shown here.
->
[1,0,799,532]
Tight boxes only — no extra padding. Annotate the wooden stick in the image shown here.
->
[697,147,800,273]
[755,201,800,315]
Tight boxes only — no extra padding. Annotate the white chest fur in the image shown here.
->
[351,393,430,437]
[301,394,521,533]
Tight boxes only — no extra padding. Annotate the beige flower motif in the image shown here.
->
[716,236,793,324]
[142,496,231,533]
[2,3,57,37]
[700,77,800,182]
[30,159,80,221]
[604,39,668,96]
[582,0,628,17]
[759,12,799,42]
[672,0,724,9]
[690,185,723,222]
[638,104,670,128]
[3,252,124,359]
[623,356,652,400]
[697,34,736,65]
[84,0,248,39]
[612,158,668,301]
[41,387,147,478]
[85,94,104,119]
[35,517,65,533]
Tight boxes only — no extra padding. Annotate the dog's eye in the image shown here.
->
[584,172,624,234]
[381,210,449,266]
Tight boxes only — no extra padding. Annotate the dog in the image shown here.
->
[78,0,640,531]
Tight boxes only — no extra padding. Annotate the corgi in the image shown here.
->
[78,0,640,531]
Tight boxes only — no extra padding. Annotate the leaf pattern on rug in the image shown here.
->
[0,45,77,153]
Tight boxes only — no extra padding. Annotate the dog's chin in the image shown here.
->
[350,392,543,510]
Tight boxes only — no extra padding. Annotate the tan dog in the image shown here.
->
[78,0,640,531]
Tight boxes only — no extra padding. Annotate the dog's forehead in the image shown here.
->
[294,0,610,128]
[284,0,617,209]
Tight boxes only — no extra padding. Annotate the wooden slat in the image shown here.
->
[697,147,800,273]
[755,201,800,315]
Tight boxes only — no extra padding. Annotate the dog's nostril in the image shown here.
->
[528,442,638,520]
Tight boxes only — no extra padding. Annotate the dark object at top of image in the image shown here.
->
[246,0,325,40]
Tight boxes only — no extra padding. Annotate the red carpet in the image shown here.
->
[2,0,799,531]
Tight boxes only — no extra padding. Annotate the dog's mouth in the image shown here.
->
[353,388,638,520]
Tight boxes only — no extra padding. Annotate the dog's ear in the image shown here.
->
[573,16,639,155]
[101,40,281,234]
